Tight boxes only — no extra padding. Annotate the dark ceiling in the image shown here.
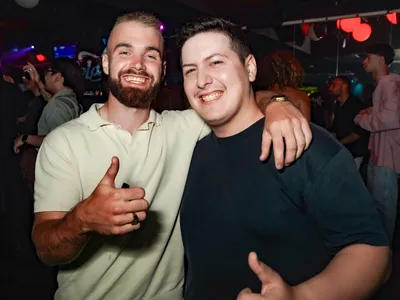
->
[0,0,399,84]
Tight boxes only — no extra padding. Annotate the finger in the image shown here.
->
[248,252,276,285]
[301,118,313,150]
[112,199,149,215]
[237,288,261,300]
[270,127,285,169]
[292,119,306,159]
[259,131,272,161]
[99,156,120,187]
[111,223,141,235]
[122,187,146,201]
[112,211,147,226]
[281,124,297,166]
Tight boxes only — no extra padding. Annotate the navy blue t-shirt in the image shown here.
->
[180,118,388,300]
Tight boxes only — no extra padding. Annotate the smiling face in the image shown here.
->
[102,20,166,108]
[181,31,256,129]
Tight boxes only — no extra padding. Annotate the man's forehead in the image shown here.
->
[108,21,163,49]
[182,32,232,60]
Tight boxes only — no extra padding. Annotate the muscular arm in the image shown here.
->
[32,207,89,266]
[293,244,389,300]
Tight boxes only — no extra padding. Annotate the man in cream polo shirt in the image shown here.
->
[32,12,312,300]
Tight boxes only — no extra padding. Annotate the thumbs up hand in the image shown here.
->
[76,156,149,236]
[237,252,295,300]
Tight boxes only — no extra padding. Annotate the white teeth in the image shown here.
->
[125,76,146,83]
[202,92,222,102]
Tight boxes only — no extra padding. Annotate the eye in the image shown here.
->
[211,60,223,66]
[185,69,196,76]
[119,51,129,55]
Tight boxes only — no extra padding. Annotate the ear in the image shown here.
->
[54,73,63,84]
[379,56,386,66]
[161,60,167,81]
[245,54,257,83]
[102,54,110,75]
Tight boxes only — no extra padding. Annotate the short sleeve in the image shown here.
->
[161,109,211,140]
[304,148,388,252]
[34,130,82,213]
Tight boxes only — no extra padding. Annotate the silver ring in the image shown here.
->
[132,213,139,225]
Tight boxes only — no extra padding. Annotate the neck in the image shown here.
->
[99,94,150,134]
[213,90,264,138]
[372,66,389,82]
[52,86,70,95]
[337,92,349,104]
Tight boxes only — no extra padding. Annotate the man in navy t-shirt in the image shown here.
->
[177,17,389,300]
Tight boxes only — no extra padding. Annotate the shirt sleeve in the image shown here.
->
[304,148,389,252]
[162,109,211,140]
[34,130,82,213]
[355,80,400,132]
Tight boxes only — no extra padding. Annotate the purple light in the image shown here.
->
[160,24,164,31]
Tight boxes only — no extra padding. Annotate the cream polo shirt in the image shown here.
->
[34,104,209,300]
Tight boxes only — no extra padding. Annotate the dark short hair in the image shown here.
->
[333,75,351,93]
[367,43,395,65]
[176,17,251,63]
[51,58,84,96]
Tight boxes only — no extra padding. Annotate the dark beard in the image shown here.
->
[108,70,160,109]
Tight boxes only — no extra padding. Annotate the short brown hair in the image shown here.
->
[255,50,304,90]
[113,11,162,31]
[108,12,164,52]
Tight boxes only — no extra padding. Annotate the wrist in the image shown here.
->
[70,202,91,234]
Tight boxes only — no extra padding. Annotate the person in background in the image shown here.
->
[355,43,400,244]
[13,58,84,153]
[254,49,311,121]
[328,76,369,170]
[177,16,389,300]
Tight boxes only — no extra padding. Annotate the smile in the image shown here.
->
[200,91,223,102]
[122,75,149,85]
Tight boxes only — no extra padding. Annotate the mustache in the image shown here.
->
[119,69,151,78]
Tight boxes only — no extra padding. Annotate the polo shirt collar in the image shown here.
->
[78,103,160,131]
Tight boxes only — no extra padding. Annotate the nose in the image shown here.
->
[130,54,146,71]
[196,68,212,89]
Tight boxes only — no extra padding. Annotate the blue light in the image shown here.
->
[13,48,18,52]
[353,83,364,97]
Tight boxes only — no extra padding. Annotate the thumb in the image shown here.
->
[248,252,276,287]
[99,156,120,187]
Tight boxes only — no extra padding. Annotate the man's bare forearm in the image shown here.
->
[32,207,89,266]
[293,244,389,300]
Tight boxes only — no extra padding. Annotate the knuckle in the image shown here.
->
[111,226,122,235]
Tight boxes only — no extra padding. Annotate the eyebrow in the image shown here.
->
[181,53,227,68]
[113,43,162,57]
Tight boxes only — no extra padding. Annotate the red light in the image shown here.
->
[352,23,372,42]
[36,54,46,62]
[301,23,309,36]
[339,17,361,33]
[386,13,397,25]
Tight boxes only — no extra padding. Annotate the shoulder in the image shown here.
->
[160,109,205,131]
[300,123,345,169]
[43,118,86,147]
